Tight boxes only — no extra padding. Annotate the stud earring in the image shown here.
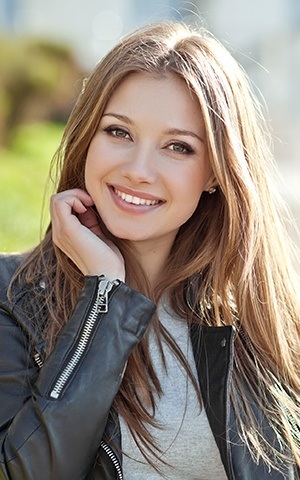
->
[208,187,217,194]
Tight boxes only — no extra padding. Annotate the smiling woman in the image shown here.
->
[84,72,213,273]
[0,21,299,480]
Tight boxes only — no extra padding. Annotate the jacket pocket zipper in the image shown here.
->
[100,441,123,480]
[49,277,119,399]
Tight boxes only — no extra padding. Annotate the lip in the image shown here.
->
[108,184,165,213]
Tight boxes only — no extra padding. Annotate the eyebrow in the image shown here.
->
[102,113,134,124]
[102,112,204,143]
[164,128,204,143]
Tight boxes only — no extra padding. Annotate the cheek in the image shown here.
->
[84,157,94,193]
[85,142,108,185]
[84,153,103,198]
[85,136,123,178]
[178,166,210,201]
[176,167,211,221]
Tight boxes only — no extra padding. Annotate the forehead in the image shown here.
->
[103,72,204,131]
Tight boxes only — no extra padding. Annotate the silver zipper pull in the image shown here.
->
[97,277,119,313]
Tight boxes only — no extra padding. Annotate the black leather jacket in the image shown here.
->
[0,254,298,480]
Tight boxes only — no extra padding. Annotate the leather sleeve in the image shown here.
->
[0,275,155,480]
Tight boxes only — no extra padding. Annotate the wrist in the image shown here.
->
[83,267,125,283]
[98,272,125,283]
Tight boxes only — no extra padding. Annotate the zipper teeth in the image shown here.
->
[33,353,44,368]
[49,279,115,399]
[50,312,98,398]
[100,441,123,480]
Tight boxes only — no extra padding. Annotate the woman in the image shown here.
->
[0,21,299,480]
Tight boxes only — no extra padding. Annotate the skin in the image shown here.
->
[51,72,215,285]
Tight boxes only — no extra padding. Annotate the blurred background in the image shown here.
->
[0,0,299,252]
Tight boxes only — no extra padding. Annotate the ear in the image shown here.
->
[204,175,217,193]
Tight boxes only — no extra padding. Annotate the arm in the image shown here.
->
[0,276,155,479]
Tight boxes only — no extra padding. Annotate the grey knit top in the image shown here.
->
[120,299,228,479]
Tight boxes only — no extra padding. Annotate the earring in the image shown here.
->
[208,187,217,194]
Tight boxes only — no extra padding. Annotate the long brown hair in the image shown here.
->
[10,22,300,471]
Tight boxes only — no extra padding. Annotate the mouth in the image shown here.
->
[111,186,163,206]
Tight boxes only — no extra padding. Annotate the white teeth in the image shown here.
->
[114,188,159,206]
[132,196,140,205]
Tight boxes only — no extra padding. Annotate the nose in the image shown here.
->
[120,144,158,185]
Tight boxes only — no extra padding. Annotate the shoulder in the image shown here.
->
[0,252,45,344]
[0,251,26,278]
[0,252,28,306]
[0,252,27,287]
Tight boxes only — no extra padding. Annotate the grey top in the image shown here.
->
[120,299,228,479]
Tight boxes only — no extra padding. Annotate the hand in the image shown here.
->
[50,189,125,281]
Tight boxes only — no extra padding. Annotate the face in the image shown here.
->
[85,72,213,253]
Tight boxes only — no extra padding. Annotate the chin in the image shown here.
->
[104,224,147,242]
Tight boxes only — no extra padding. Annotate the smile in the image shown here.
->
[113,187,161,206]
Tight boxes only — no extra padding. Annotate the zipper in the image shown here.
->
[34,352,44,368]
[100,441,123,480]
[33,341,47,369]
[49,277,119,399]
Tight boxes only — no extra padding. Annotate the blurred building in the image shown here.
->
[0,0,184,69]
[198,0,300,195]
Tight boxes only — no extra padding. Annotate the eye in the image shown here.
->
[104,126,131,139]
[167,142,195,155]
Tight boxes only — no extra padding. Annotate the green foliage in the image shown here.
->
[0,36,84,146]
[0,122,64,252]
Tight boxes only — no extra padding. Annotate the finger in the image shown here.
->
[51,190,94,214]
[57,188,94,206]
[50,194,88,249]
[78,208,104,237]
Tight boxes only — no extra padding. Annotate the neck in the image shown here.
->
[133,237,174,289]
